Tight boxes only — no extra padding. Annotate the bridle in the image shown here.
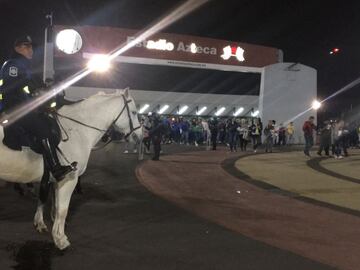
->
[55,94,142,144]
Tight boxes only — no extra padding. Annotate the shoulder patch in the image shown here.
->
[9,66,18,77]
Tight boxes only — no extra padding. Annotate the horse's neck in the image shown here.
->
[60,95,121,147]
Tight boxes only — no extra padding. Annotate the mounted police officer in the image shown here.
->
[0,35,76,181]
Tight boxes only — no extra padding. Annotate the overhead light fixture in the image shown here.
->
[233,107,244,116]
[87,54,111,72]
[215,107,226,116]
[311,100,321,110]
[251,110,260,117]
[178,105,189,115]
[158,105,169,114]
[55,29,83,54]
[139,104,150,114]
[196,106,207,115]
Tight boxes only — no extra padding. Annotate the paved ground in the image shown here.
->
[0,143,356,270]
[236,150,360,211]
[137,147,360,270]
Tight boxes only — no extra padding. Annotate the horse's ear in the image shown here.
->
[124,87,130,99]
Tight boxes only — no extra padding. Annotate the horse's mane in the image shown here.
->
[58,90,125,115]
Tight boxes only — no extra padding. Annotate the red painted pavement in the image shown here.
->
[136,150,360,270]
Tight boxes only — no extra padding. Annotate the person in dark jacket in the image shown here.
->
[227,118,238,152]
[302,116,316,157]
[250,118,262,153]
[209,118,219,150]
[0,35,76,181]
[317,121,331,156]
[277,123,286,146]
[263,120,274,153]
[149,112,166,161]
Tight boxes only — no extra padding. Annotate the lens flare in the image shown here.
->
[87,54,111,72]
[311,100,321,110]
[0,0,209,125]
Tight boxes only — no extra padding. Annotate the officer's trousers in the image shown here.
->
[18,112,54,141]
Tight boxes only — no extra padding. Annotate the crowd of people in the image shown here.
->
[316,118,359,159]
[129,113,360,161]
[156,115,297,152]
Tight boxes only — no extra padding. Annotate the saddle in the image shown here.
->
[2,114,61,154]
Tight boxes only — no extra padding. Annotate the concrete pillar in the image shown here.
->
[259,63,317,143]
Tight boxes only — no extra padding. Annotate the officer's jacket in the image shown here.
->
[0,52,35,112]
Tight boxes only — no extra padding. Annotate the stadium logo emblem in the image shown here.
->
[221,46,245,62]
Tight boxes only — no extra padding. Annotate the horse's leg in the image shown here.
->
[51,185,55,222]
[34,166,50,233]
[52,176,78,250]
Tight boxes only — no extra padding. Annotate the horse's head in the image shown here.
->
[112,88,142,143]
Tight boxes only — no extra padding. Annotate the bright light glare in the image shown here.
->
[233,107,244,116]
[311,100,321,110]
[215,107,226,116]
[158,105,169,114]
[178,105,189,115]
[196,106,207,115]
[87,54,111,72]
[2,119,8,124]
[139,104,150,114]
[251,110,259,117]
[56,29,83,54]
[0,0,209,126]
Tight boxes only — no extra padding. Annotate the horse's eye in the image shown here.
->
[132,111,137,115]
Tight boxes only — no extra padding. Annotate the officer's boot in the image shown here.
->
[41,139,77,182]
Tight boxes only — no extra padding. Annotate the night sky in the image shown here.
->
[1,0,359,117]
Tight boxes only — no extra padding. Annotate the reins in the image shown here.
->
[54,94,141,148]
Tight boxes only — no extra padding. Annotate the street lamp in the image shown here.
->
[87,54,111,72]
[311,100,321,110]
[55,29,83,54]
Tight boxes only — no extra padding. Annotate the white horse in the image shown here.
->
[0,89,142,250]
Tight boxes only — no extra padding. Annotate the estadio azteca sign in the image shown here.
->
[127,36,218,55]
[54,25,280,67]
